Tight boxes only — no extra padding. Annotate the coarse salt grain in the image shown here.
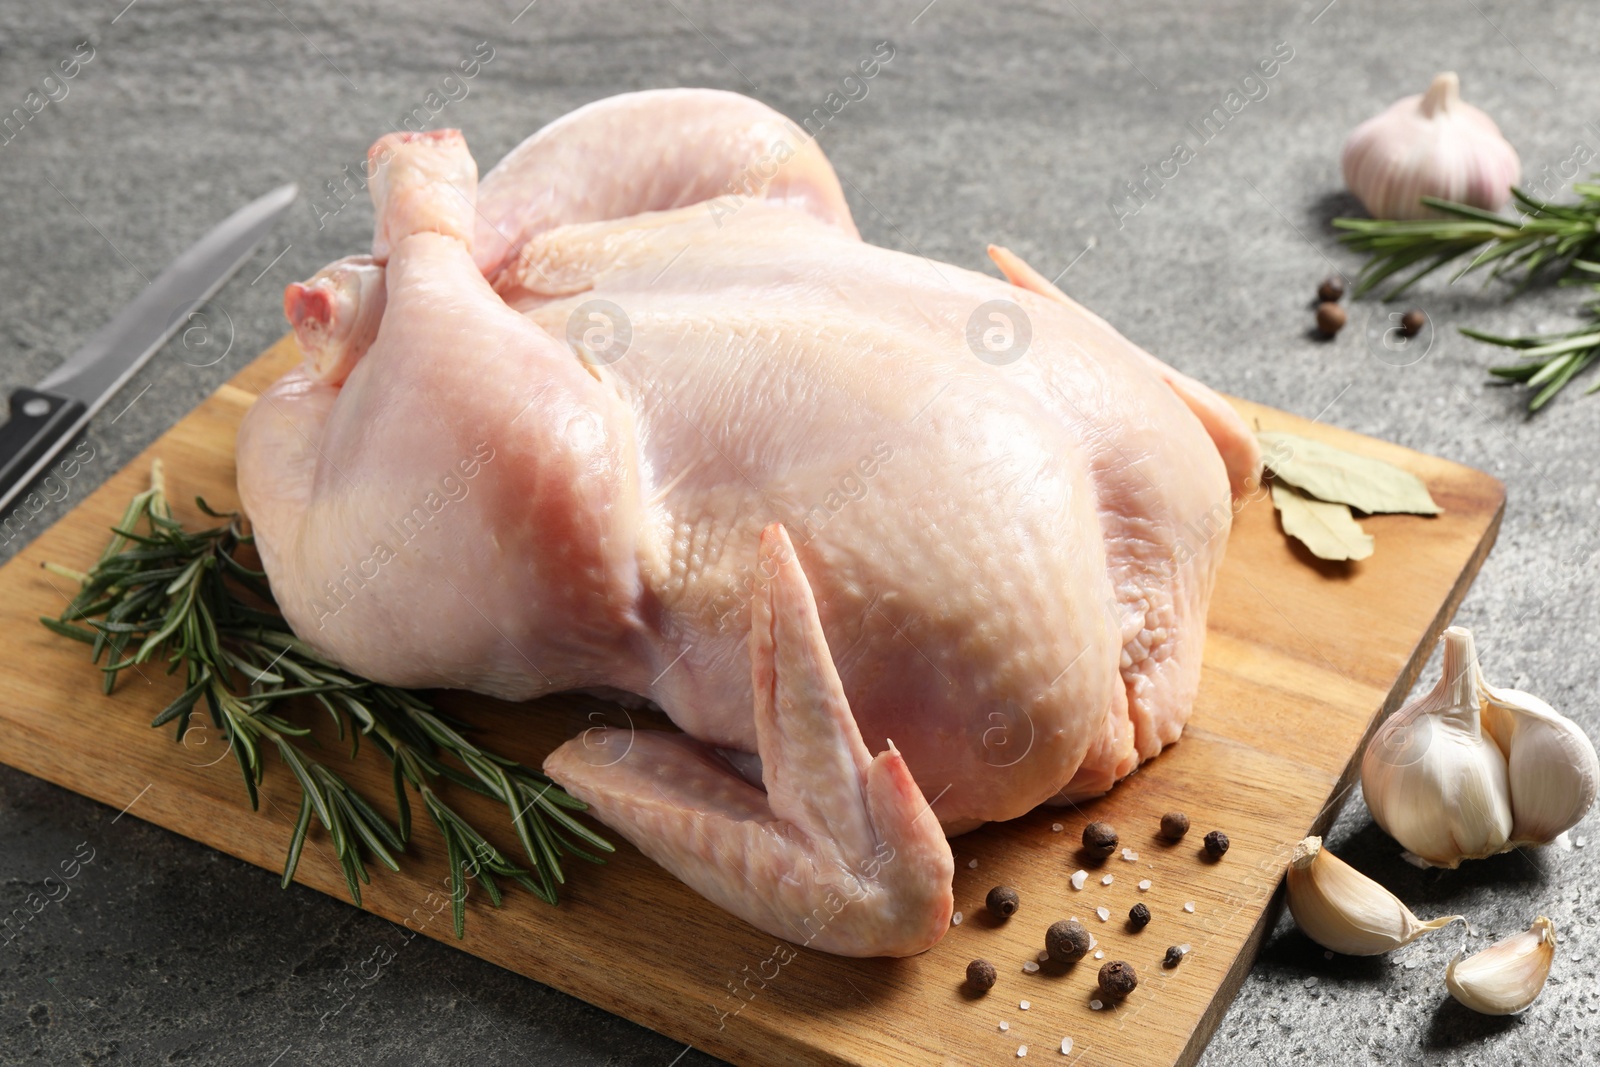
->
[1038,949,1050,962]
[1023,960,1041,973]
[1303,976,1319,988]
[1052,822,1063,832]
[1018,1047,1028,1058]
[1094,949,1104,960]
[1138,879,1151,892]
[1089,999,1104,1011]
[1095,906,1110,922]
[1577,835,1589,849]
[1121,847,1139,862]
[999,1021,1009,1032]
[1101,874,1114,886]
[968,858,979,869]
[1070,869,1087,890]
[1020,1000,1031,1010]
[952,911,963,926]
[1183,901,1196,913]
[1060,1037,1074,1054]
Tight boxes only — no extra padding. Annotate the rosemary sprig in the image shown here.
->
[1333,179,1600,408]
[1463,277,1600,412]
[1333,184,1600,299]
[41,461,611,935]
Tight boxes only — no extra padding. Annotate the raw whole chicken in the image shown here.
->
[237,89,1261,958]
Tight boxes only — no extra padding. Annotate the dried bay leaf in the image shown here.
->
[1270,481,1375,562]
[1258,432,1440,516]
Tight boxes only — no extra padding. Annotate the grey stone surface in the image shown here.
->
[1,0,1597,1063]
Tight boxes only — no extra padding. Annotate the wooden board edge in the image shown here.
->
[1174,487,1504,1067]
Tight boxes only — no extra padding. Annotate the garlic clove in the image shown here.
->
[1445,916,1555,1015]
[1341,72,1520,220]
[1360,627,1513,867]
[1285,836,1461,956]
[1478,683,1599,847]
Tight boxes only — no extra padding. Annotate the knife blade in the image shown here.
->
[0,183,298,517]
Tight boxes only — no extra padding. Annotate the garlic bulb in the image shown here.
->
[1445,916,1555,1015]
[1361,627,1512,867]
[1342,72,1520,220]
[1361,625,1599,866]
[1285,836,1460,956]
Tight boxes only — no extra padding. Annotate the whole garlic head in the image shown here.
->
[1445,916,1556,1016]
[1361,626,1599,867]
[1361,627,1512,867]
[1342,72,1520,220]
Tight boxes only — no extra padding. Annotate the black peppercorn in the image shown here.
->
[1097,959,1138,998]
[966,958,997,991]
[1045,919,1092,963]
[1163,945,1187,969]
[1128,902,1151,930]
[1318,276,1345,303]
[1400,309,1426,337]
[1082,820,1118,854]
[985,885,1020,920]
[1204,830,1230,859]
[1316,302,1347,337]
[1158,811,1189,841]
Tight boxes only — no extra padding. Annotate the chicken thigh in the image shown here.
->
[236,90,1260,957]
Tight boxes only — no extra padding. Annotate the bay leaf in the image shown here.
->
[1257,431,1441,516]
[1270,481,1375,562]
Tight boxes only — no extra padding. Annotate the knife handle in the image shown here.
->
[0,388,88,515]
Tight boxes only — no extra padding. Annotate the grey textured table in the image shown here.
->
[2,1,1597,1063]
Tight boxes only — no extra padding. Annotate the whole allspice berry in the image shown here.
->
[966,958,998,992]
[1159,811,1190,841]
[1046,919,1093,963]
[1316,302,1348,337]
[1082,820,1118,855]
[1400,309,1426,337]
[985,885,1020,920]
[1318,275,1346,303]
[1204,830,1231,859]
[1128,902,1151,930]
[1098,959,1139,999]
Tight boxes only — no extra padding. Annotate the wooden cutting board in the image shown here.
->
[0,336,1503,1066]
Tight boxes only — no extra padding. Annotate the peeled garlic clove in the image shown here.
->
[1445,916,1555,1015]
[1285,836,1461,956]
[1360,627,1513,867]
[1342,72,1520,220]
[1478,683,1599,846]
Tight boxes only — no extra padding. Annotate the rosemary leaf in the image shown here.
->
[282,792,314,888]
